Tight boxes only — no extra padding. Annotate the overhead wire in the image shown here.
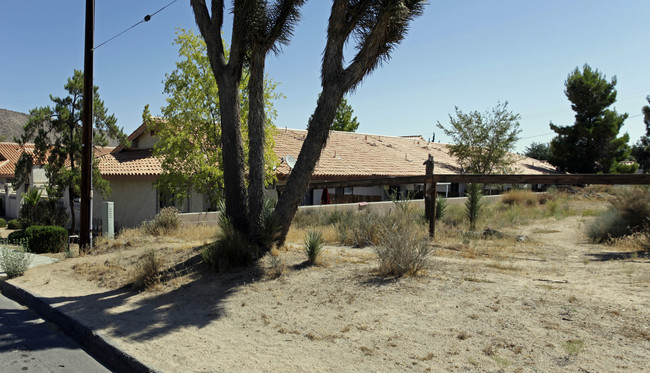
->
[93,0,180,50]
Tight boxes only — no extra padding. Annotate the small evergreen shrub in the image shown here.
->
[7,219,22,230]
[304,230,325,265]
[23,225,68,254]
[0,246,33,278]
[0,218,6,228]
[7,230,27,245]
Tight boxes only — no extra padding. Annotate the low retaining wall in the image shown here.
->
[179,195,503,226]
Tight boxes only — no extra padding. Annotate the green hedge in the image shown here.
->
[0,218,6,228]
[7,219,22,230]
[11,226,69,254]
[7,230,27,245]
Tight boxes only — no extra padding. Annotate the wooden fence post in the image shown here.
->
[423,154,436,239]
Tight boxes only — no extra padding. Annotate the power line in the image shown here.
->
[519,114,645,141]
[93,0,180,50]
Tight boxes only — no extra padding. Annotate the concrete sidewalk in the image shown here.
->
[0,249,155,372]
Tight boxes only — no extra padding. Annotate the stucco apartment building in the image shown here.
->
[90,123,557,230]
[0,118,558,230]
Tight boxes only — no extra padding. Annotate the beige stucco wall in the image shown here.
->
[135,131,159,150]
[93,178,158,230]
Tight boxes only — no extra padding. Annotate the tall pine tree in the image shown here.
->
[548,64,630,173]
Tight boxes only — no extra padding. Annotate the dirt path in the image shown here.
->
[6,215,649,372]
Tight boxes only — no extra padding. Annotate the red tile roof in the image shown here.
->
[95,127,557,178]
[0,142,115,178]
[97,149,162,176]
[0,142,35,177]
[274,129,557,180]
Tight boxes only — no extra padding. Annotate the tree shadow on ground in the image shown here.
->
[17,249,263,343]
[586,250,650,262]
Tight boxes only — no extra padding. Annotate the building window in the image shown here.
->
[158,190,190,213]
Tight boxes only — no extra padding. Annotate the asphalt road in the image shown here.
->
[0,293,111,373]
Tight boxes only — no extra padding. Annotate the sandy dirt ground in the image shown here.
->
[4,214,650,372]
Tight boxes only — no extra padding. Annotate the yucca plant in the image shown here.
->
[465,183,483,231]
[304,230,325,265]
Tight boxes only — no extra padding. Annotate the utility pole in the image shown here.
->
[80,0,94,249]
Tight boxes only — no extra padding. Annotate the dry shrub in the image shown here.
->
[142,207,182,236]
[374,206,432,277]
[131,249,162,291]
[587,187,650,243]
[336,210,385,247]
[501,190,539,206]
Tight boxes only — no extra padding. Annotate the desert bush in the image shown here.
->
[0,246,33,278]
[337,210,385,247]
[587,187,650,242]
[7,219,22,230]
[292,208,352,229]
[143,207,181,236]
[202,216,252,272]
[501,190,539,206]
[375,218,432,277]
[0,218,6,228]
[304,230,325,265]
[265,252,286,278]
[131,249,161,290]
[465,183,483,231]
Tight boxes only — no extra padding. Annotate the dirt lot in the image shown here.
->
[4,205,650,372]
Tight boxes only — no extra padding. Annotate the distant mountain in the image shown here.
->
[0,108,119,146]
[0,108,29,142]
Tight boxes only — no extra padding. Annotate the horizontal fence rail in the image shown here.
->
[305,173,650,190]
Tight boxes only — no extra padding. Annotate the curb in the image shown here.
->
[0,280,156,373]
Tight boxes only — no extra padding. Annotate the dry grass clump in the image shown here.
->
[131,249,162,291]
[501,190,540,206]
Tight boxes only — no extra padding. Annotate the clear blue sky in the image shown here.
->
[1,1,649,153]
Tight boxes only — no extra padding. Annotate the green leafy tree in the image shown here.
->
[548,64,631,173]
[437,102,522,174]
[15,70,128,232]
[631,96,650,173]
[151,29,280,209]
[191,0,425,248]
[524,142,551,161]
